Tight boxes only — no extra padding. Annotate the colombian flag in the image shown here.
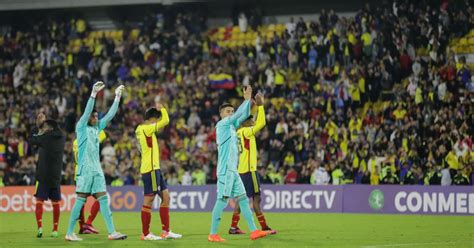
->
[208,73,236,89]
[0,144,5,162]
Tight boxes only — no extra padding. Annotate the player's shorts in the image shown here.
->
[240,171,261,198]
[76,173,106,194]
[142,169,168,195]
[34,181,61,201]
[217,171,246,199]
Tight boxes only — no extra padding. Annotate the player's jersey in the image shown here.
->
[135,108,169,174]
[73,130,106,180]
[237,106,266,174]
[216,100,250,177]
[76,97,119,176]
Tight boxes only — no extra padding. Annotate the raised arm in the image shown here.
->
[98,85,124,130]
[141,103,170,136]
[30,112,47,146]
[76,81,104,129]
[98,99,119,130]
[156,107,170,130]
[252,93,266,133]
[253,106,266,132]
[30,132,43,147]
[232,100,251,127]
[230,85,253,127]
[76,97,96,129]
[241,93,266,138]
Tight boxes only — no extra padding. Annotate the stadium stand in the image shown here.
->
[0,0,473,188]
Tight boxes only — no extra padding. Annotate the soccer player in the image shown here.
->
[72,130,106,234]
[30,114,65,238]
[135,100,182,240]
[208,86,268,242]
[65,81,127,241]
[229,93,277,235]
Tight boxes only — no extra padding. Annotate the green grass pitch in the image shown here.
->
[0,212,472,248]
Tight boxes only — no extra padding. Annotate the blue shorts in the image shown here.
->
[76,173,106,194]
[240,171,261,198]
[142,169,168,195]
[35,181,61,201]
[217,171,246,199]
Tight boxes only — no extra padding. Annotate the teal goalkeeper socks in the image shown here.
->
[97,195,116,234]
[238,196,257,232]
[67,196,86,235]
[210,198,228,234]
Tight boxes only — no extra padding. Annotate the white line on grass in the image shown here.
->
[361,241,471,248]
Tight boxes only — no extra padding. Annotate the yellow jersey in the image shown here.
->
[237,106,266,174]
[73,130,107,180]
[445,151,459,170]
[393,109,407,120]
[361,32,372,46]
[275,70,286,85]
[135,108,169,174]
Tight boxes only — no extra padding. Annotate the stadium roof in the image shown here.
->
[0,0,203,11]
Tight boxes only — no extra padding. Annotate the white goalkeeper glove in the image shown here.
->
[91,81,105,98]
[115,85,125,101]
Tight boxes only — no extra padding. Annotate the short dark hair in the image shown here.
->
[88,109,98,119]
[219,103,234,112]
[145,108,162,120]
[43,119,59,129]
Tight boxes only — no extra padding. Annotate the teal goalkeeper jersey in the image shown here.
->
[215,100,251,177]
[75,97,119,176]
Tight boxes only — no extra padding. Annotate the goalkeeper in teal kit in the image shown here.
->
[208,86,268,242]
[65,81,127,241]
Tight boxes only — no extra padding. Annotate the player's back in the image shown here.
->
[34,128,66,186]
[237,127,258,174]
[135,123,161,174]
[237,105,265,174]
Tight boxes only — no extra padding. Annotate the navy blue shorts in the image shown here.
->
[34,181,61,201]
[240,171,261,198]
[142,169,168,195]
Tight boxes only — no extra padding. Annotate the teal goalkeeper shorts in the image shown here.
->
[76,173,106,194]
[217,171,246,199]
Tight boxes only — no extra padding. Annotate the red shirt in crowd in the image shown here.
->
[285,169,298,184]
[399,54,412,72]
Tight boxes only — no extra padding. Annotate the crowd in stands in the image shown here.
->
[0,0,473,188]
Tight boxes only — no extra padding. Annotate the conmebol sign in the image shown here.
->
[0,185,472,215]
[344,185,474,215]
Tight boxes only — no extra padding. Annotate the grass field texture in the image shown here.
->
[0,212,472,248]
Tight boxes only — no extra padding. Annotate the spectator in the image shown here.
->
[284,167,297,184]
[381,168,400,184]
[238,13,248,33]
[331,166,343,185]
[453,168,470,185]
[182,170,192,186]
[101,140,116,166]
[192,167,206,185]
[258,167,273,184]
[311,162,330,185]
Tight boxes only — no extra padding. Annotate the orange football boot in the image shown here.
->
[208,234,226,242]
[250,230,268,240]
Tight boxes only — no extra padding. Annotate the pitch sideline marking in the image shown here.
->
[361,241,472,248]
